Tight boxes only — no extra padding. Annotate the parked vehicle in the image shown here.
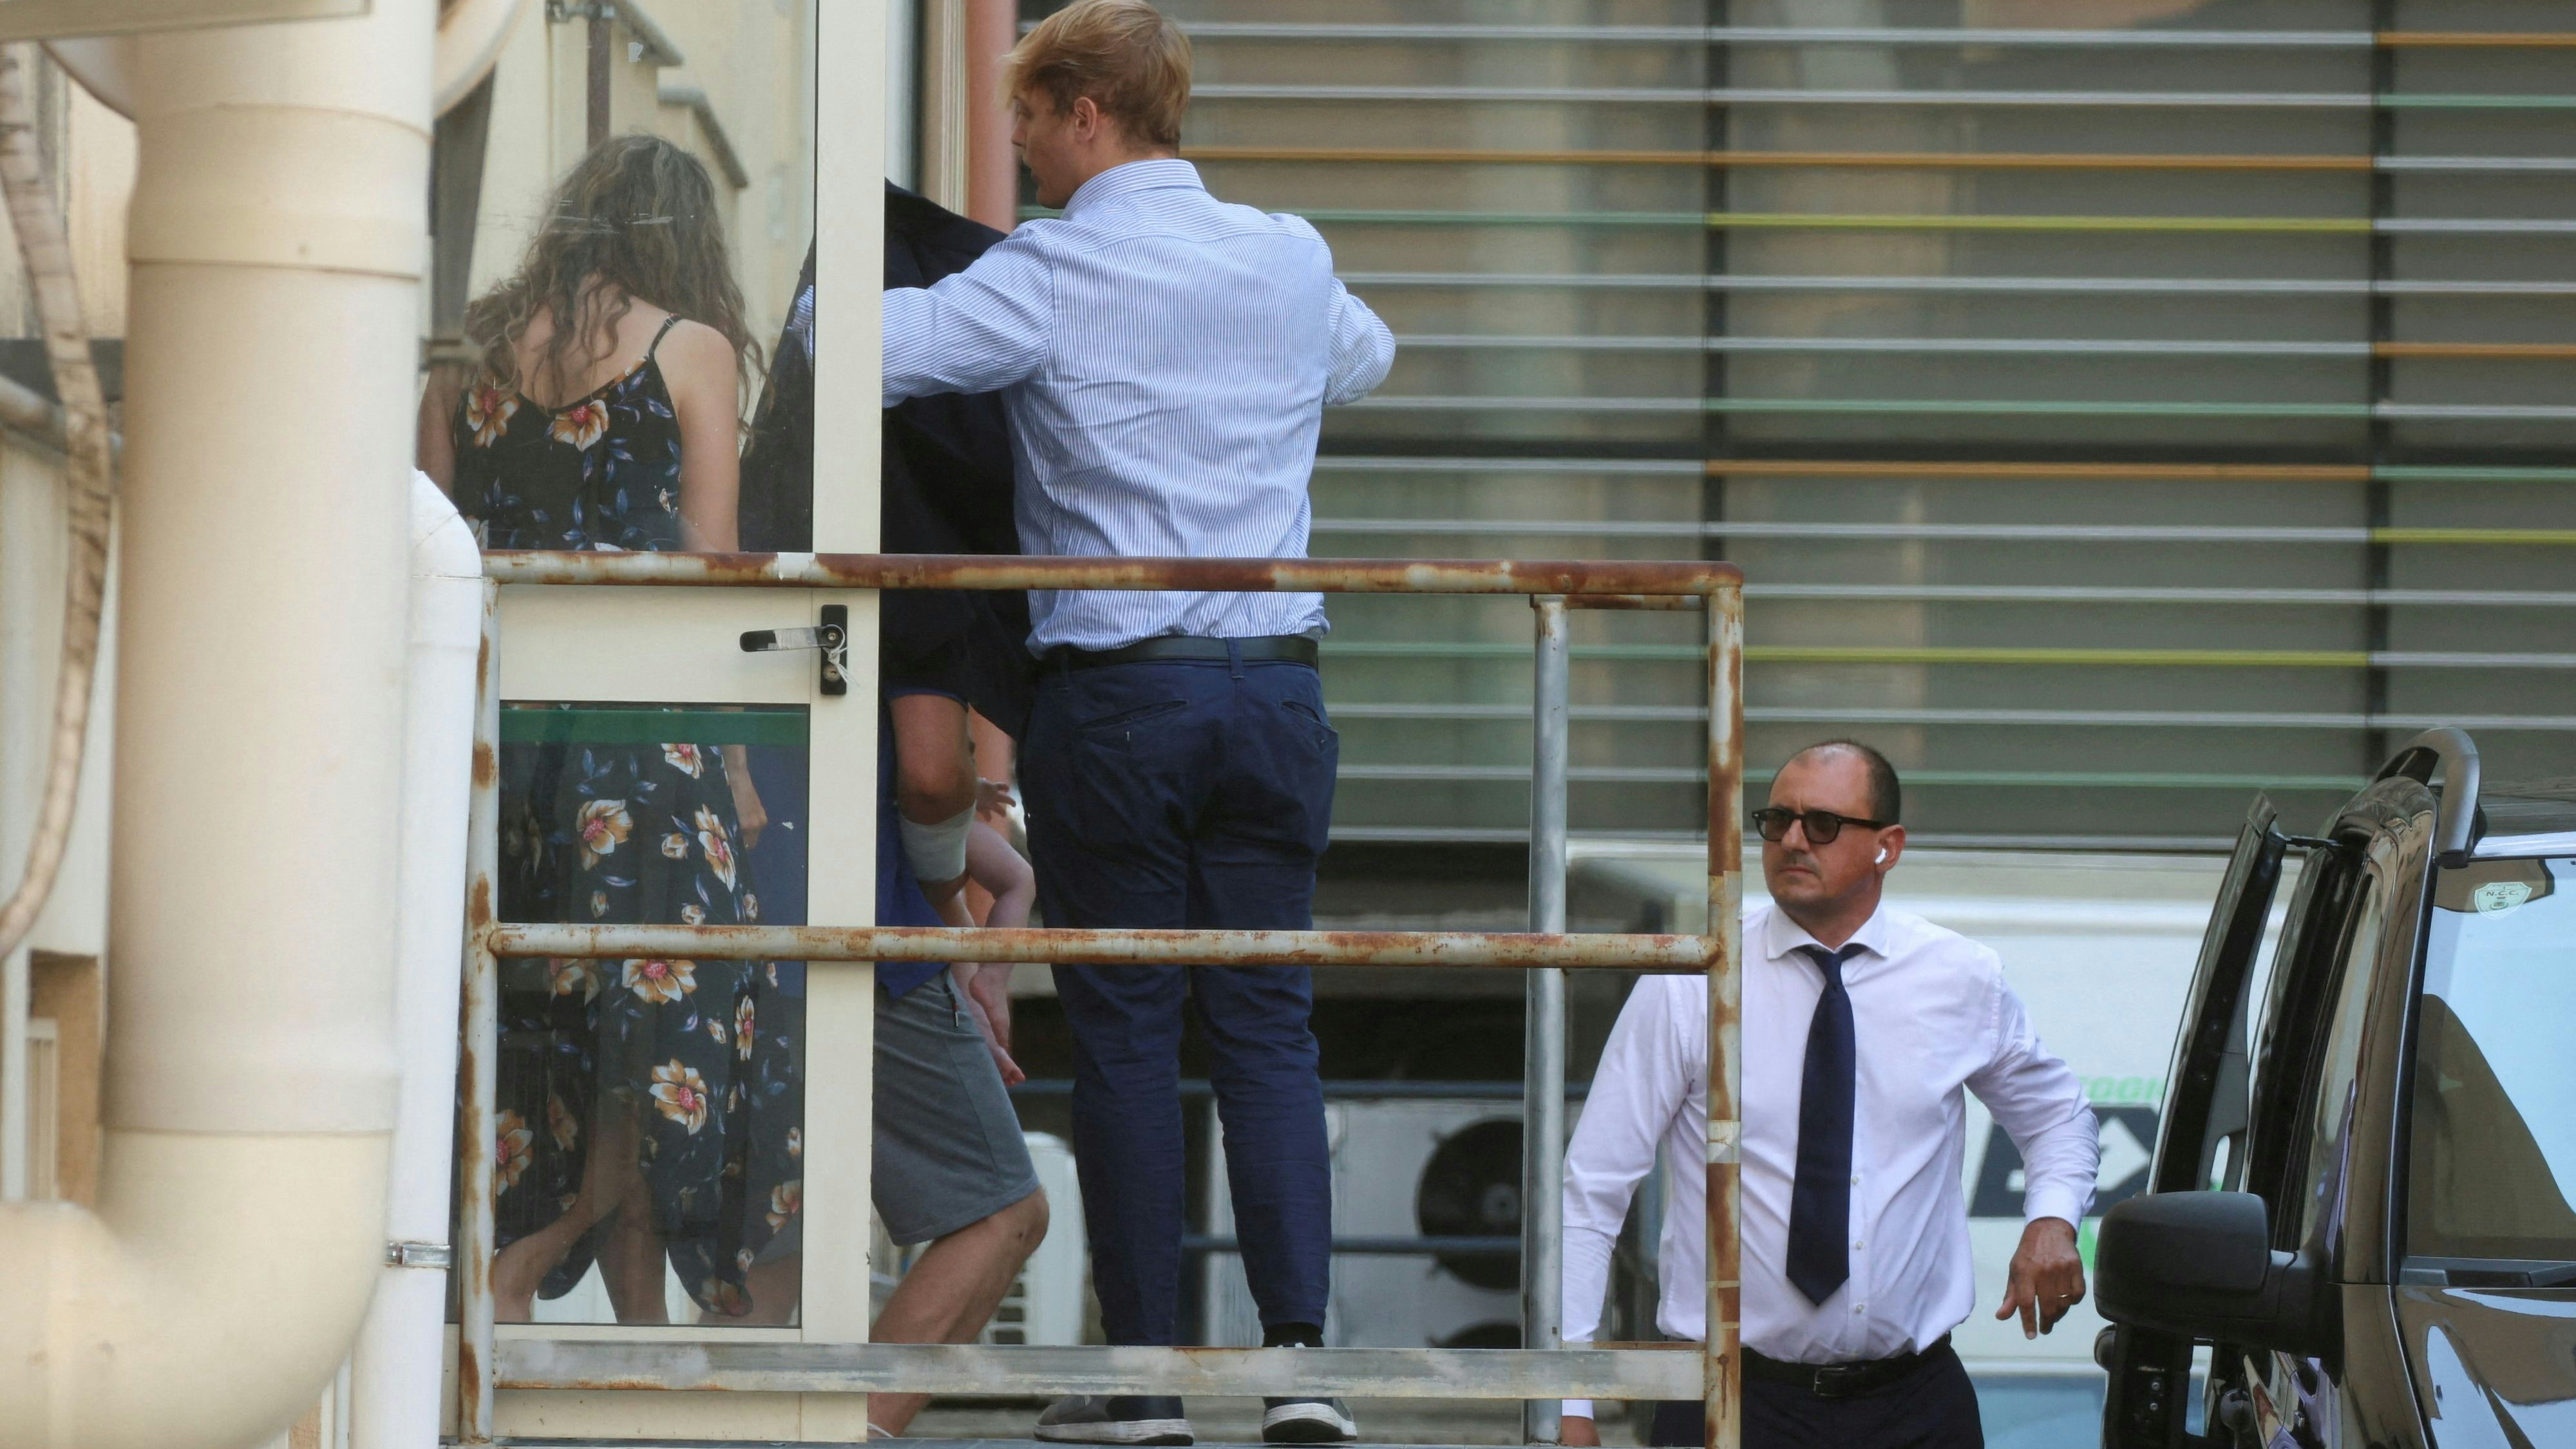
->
[2095,729,2576,1448]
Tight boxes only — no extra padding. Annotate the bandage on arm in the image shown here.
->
[898,805,973,884]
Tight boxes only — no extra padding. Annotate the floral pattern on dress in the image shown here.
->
[549,399,611,451]
[448,315,687,553]
[487,734,799,1318]
[577,799,631,869]
[497,1110,536,1192]
[547,1093,580,1152]
[466,385,520,449]
[650,1060,713,1133]
[547,957,600,1003]
[463,317,800,1320]
[694,805,739,892]
[621,957,694,1004]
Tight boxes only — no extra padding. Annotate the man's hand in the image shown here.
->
[1996,1217,2086,1339]
[1557,1416,1600,1448]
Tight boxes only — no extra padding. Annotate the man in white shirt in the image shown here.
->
[1558,740,2099,1448]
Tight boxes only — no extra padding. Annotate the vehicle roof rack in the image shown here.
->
[2374,726,2482,867]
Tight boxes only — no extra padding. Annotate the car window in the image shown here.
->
[2407,858,2576,1264]
[2286,874,2384,1257]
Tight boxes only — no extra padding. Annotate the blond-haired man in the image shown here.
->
[881,3,1394,1445]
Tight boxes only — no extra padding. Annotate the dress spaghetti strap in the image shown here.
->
[644,312,684,362]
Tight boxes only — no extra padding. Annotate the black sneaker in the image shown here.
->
[1260,1397,1358,1445]
[1034,1395,1195,1446]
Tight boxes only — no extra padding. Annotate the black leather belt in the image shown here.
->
[1741,1334,1950,1401]
[1043,634,1318,671]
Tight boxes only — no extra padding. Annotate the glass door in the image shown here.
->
[427,0,884,1437]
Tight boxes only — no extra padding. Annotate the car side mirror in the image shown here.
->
[2095,1191,2331,1359]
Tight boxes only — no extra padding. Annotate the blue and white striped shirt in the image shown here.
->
[882,159,1395,652]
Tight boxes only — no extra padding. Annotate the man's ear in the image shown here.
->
[1875,825,1905,873]
[1068,95,1102,140]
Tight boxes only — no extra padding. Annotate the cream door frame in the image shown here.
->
[473,1,885,1439]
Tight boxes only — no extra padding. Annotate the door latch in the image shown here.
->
[739,604,848,696]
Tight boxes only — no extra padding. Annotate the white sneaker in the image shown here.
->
[1034,1395,1195,1446]
[1261,1397,1358,1445]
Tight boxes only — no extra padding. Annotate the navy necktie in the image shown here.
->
[1788,942,1866,1305]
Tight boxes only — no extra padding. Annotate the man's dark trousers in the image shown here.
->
[1022,646,1338,1345]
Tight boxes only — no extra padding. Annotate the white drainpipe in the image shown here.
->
[346,475,482,1449]
[0,3,433,1446]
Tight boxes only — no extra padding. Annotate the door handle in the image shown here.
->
[739,603,848,696]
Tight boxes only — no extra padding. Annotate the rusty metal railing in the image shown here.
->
[456,552,1744,1447]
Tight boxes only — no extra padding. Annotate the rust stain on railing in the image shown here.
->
[482,550,1739,597]
[488,922,1714,971]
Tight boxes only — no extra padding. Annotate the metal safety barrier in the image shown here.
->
[455,552,1747,1448]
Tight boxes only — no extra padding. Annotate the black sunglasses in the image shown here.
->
[1750,806,1893,845]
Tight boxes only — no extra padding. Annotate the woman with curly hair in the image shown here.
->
[419,135,798,1325]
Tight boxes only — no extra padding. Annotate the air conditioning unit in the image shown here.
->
[1202,1100,1538,1348]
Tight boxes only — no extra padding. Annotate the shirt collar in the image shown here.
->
[1061,157,1204,218]
[1761,902,1894,967]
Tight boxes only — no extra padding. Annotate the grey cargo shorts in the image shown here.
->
[871,972,1041,1247]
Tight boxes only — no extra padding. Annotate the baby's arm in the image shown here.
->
[947,820,1036,1085]
[967,819,1034,929]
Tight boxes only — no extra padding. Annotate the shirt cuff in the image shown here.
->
[1561,1400,1595,1421]
[2023,1188,2088,1233]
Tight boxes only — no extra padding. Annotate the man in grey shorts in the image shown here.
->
[747,963,1043,1438]
[862,777,1050,1438]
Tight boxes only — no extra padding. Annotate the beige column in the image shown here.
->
[0,3,433,1446]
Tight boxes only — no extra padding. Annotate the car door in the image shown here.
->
[2099,796,2291,1449]
[2229,840,2380,1449]
[2230,793,2435,1449]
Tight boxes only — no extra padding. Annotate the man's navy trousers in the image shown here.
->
[1021,645,1338,1346]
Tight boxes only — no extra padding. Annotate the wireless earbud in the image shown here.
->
[1875,849,1888,864]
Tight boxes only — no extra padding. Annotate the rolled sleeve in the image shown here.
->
[1321,279,1395,405]
[1967,975,2101,1229]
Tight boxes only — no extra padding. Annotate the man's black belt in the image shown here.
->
[1044,634,1318,670]
[1741,1334,1950,1401]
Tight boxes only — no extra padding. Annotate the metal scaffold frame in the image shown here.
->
[454,552,1745,1448]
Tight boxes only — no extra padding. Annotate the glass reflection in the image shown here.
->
[422,135,763,554]
[2410,857,2576,1265]
[493,705,807,1325]
[416,0,817,1329]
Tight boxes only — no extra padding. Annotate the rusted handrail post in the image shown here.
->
[457,578,501,1447]
[1523,595,1570,1444]
[1705,583,1747,1449]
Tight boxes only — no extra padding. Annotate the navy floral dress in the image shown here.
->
[456,316,802,1318]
